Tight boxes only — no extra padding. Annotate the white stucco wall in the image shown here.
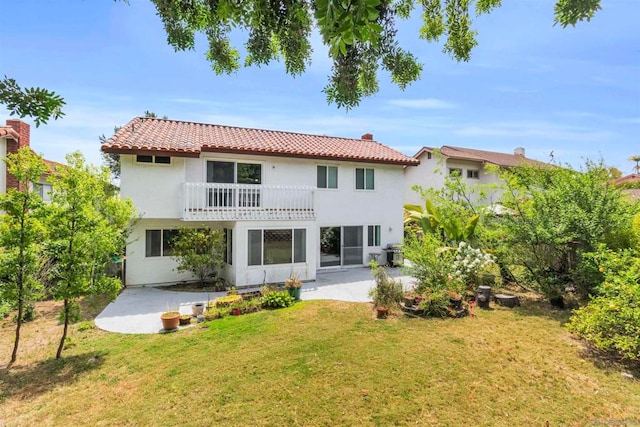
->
[121,152,408,286]
[0,138,6,195]
[404,152,505,206]
[120,154,186,219]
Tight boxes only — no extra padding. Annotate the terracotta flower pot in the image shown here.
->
[161,312,180,330]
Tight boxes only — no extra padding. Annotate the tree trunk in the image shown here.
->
[56,299,69,359]
[10,300,23,364]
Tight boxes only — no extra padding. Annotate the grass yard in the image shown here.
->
[1,298,639,426]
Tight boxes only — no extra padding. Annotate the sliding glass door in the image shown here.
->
[319,226,363,267]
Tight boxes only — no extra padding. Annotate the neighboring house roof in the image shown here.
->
[415,145,543,167]
[101,117,420,166]
[614,174,640,186]
[0,126,20,139]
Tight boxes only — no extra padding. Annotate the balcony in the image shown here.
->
[182,183,316,221]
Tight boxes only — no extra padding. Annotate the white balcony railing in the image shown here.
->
[182,183,315,221]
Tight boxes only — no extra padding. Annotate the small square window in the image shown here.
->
[317,166,338,189]
[155,156,171,164]
[449,168,462,176]
[467,170,479,179]
[137,155,153,163]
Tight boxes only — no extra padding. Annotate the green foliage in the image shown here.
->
[405,199,479,245]
[554,0,601,27]
[568,248,640,361]
[171,227,226,286]
[368,261,403,309]
[0,148,48,363]
[403,232,463,294]
[57,299,82,324]
[46,152,136,358]
[416,289,451,318]
[134,0,600,109]
[0,76,65,126]
[497,161,639,299]
[261,291,295,309]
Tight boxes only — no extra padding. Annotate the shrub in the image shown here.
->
[369,261,403,309]
[261,291,295,309]
[403,233,462,294]
[417,290,451,318]
[568,248,640,361]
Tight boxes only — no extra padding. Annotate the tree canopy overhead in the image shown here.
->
[148,0,602,108]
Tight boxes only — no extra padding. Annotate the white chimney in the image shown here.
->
[514,147,525,157]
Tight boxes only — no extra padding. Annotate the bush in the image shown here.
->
[568,248,640,361]
[403,233,462,294]
[261,291,295,309]
[369,262,403,309]
[417,290,451,318]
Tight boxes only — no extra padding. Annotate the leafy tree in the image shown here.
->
[142,0,602,108]
[497,161,638,299]
[100,111,167,180]
[0,76,65,126]
[171,227,226,286]
[0,148,48,364]
[46,152,135,359]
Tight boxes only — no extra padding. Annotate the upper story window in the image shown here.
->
[449,168,462,177]
[207,161,261,184]
[467,170,480,179]
[355,168,375,190]
[34,183,53,203]
[427,152,432,160]
[137,155,171,164]
[317,165,338,189]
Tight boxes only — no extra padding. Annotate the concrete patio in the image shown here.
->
[95,267,415,334]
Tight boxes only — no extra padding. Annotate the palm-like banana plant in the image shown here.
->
[404,199,480,245]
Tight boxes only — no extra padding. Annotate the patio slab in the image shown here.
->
[95,267,414,334]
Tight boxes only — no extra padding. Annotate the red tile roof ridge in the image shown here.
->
[131,116,384,143]
[0,126,20,139]
[102,116,420,166]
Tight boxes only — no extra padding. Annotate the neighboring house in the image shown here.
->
[614,174,640,201]
[404,145,542,206]
[101,117,419,287]
[0,119,58,201]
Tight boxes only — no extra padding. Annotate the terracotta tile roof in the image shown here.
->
[416,145,543,167]
[0,126,20,139]
[101,117,419,166]
[614,174,640,185]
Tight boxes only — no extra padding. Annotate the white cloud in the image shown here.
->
[388,98,457,109]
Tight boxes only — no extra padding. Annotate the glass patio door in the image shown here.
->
[342,226,363,265]
[319,226,363,267]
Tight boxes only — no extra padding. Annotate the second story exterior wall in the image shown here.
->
[121,150,406,233]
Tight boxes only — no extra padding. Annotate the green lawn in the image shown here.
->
[1,299,639,426]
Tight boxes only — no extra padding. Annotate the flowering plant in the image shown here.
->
[450,241,494,290]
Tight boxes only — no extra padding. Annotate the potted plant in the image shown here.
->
[179,314,192,325]
[192,302,205,316]
[161,310,180,330]
[285,272,303,301]
[368,261,403,319]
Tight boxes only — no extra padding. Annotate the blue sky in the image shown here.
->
[1,0,638,172]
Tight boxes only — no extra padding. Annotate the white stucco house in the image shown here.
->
[101,117,419,287]
[404,145,542,206]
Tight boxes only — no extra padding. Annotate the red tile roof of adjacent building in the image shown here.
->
[614,174,640,185]
[416,145,544,167]
[101,117,420,166]
[0,126,20,139]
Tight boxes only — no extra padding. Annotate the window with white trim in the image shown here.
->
[224,228,233,265]
[248,229,306,266]
[145,229,178,257]
[355,168,375,190]
[34,183,53,203]
[317,165,338,189]
[449,168,462,176]
[137,155,171,164]
[368,225,381,246]
[467,170,479,179]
